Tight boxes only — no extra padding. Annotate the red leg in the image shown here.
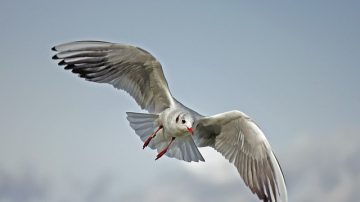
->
[155,137,175,160]
[143,126,163,149]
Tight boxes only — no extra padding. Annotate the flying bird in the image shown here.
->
[51,41,288,202]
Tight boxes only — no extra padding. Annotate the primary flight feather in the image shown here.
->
[51,40,288,202]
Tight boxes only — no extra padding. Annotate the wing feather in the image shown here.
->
[52,41,174,113]
[195,110,288,202]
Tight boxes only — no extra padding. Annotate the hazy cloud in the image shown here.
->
[119,131,360,202]
[284,132,360,202]
[0,169,48,202]
[1,132,358,202]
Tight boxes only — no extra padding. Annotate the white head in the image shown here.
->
[175,113,194,135]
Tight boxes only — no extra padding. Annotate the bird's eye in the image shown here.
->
[182,120,186,124]
[176,115,179,123]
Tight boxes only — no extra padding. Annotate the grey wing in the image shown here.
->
[195,110,288,202]
[52,41,174,113]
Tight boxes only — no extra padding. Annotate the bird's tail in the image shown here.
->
[126,112,170,153]
[126,112,159,145]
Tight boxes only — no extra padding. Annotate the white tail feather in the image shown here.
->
[126,112,159,149]
[166,136,205,162]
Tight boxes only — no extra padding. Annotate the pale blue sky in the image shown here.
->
[1,1,359,202]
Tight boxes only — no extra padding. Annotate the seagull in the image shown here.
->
[51,40,288,202]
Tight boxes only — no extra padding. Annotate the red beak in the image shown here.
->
[187,127,194,135]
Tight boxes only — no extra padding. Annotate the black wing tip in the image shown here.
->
[58,60,66,66]
[64,65,74,70]
[51,46,57,51]
[52,54,59,59]
[71,68,81,74]
[78,74,88,79]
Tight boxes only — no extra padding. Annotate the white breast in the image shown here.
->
[159,108,188,138]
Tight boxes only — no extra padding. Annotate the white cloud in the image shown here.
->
[179,147,239,184]
[284,131,360,202]
[1,131,359,202]
[0,169,48,202]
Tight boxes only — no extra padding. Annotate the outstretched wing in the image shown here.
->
[52,41,174,113]
[194,110,288,202]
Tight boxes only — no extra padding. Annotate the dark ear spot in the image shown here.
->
[176,115,179,123]
[182,120,186,124]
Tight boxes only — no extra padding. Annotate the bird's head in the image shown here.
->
[175,113,194,135]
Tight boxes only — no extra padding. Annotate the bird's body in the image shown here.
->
[158,107,193,138]
[52,40,288,202]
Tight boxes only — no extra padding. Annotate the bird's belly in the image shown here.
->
[163,126,189,138]
[172,131,190,138]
